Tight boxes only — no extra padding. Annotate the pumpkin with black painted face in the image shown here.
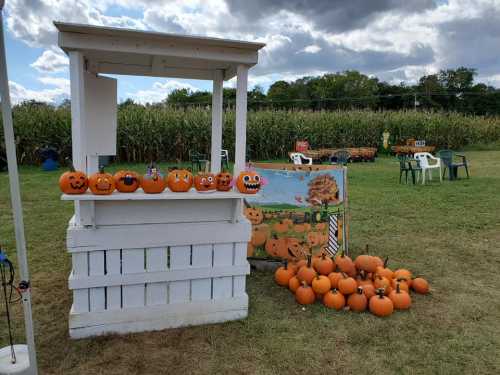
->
[236,171,261,194]
[141,164,166,194]
[167,168,193,192]
[59,165,88,194]
[114,170,140,193]
[88,166,115,195]
[194,172,216,192]
[216,171,232,191]
[244,207,263,225]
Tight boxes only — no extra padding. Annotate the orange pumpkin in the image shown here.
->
[293,223,306,233]
[338,273,357,295]
[215,171,232,191]
[59,165,88,194]
[141,165,166,194]
[312,274,331,295]
[354,254,378,273]
[323,288,345,310]
[362,284,376,299]
[167,168,193,192]
[236,171,261,194]
[394,269,413,285]
[315,254,335,275]
[288,276,301,293]
[114,170,140,193]
[328,272,342,289]
[251,224,270,247]
[373,275,392,295]
[194,172,216,192]
[412,277,430,294]
[275,260,295,287]
[273,221,289,233]
[88,166,115,195]
[369,289,394,317]
[244,207,263,225]
[335,251,356,277]
[306,231,322,247]
[347,287,368,312]
[389,283,412,310]
[297,256,317,285]
[391,278,409,293]
[295,281,315,305]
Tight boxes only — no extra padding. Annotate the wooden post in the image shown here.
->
[69,51,86,172]
[234,64,248,177]
[210,69,224,173]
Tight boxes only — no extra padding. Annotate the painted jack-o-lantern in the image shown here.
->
[216,171,232,192]
[114,170,140,193]
[59,165,88,194]
[265,236,287,258]
[194,172,216,192]
[244,207,263,225]
[167,168,193,192]
[251,224,270,247]
[89,166,115,195]
[141,164,166,194]
[236,171,261,194]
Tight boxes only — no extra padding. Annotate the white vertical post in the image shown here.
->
[234,64,248,177]
[210,69,224,173]
[0,9,38,373]
[69,51,86,172]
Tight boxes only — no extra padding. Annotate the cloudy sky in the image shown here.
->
[3,0,500,104]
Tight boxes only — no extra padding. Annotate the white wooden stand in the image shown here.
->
[55,22,264,338]
[63,190,251,338]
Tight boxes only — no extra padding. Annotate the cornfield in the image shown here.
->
[2,102,500,164]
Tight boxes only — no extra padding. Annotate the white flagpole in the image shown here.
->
[0,1,38,373]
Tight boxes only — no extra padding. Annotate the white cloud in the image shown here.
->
[30,48,69,73]
[298,45,321,54]
[9,76,70,104]
[127,80,200,104]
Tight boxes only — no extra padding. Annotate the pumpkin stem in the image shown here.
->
[306,255,312,268]
[376,288,385,298]
[284,259,288,270]
[365,244,369,254]
[340,272,347,279]
[301,280,308,288]
[99,165,105,173]
[383,256,389,268]
[396,282,401,294]
[357,286,363,294]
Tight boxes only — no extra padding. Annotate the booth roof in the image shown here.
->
[54,22,266,80]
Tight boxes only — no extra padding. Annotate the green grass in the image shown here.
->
[1,152,500,374]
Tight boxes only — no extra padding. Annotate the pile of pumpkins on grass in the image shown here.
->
[274,251,430,317]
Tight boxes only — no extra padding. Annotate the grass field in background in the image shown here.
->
[1,152,500,374]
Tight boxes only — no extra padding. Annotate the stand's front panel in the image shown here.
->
[65,195,251,338]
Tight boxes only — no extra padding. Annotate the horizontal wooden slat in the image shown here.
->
[69,295,248,329]
[67,221,251,251]
[69,264,250,289]
[62,189,251,201]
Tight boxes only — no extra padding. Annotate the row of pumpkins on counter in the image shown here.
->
[59,164,262,195]
[274,252,430,317]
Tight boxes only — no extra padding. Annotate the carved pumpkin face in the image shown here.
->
[141,166,166,194]
[114,170,140,193]
[244,207,263,225]
[88,167,115,195]
[194,172,216,192]
[59,166,88,194]
[285,237,304,259]
[216,172,232,191]
[167,168,193,192]
[264,237,287,258]
[236,171,261,194]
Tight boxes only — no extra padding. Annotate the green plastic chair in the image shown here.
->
[398,155,421,184]
[438,150,470,180]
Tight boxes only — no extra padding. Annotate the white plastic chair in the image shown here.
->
[414,152,442,184]
[290,152,313,165]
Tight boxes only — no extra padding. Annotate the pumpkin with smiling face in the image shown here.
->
[59,165,88,194]
[244,207,263,225]
[141,164,166,194]
[114,170,140,193]
[88,166,115,195]
[167,168,193,192]
[236,171,261,194]
[194,172,216,192]
[215,171,232,191]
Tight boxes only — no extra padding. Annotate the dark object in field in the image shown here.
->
[438,149,470,180]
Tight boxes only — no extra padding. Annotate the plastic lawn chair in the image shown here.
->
[331,150,351,166]
[189,150,209,172]
[438,149,470,180]
[290,152,313,165]
[398,155,421,184]
[414,152,442,184]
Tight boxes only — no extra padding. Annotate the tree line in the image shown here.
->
[158,67,500,115]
